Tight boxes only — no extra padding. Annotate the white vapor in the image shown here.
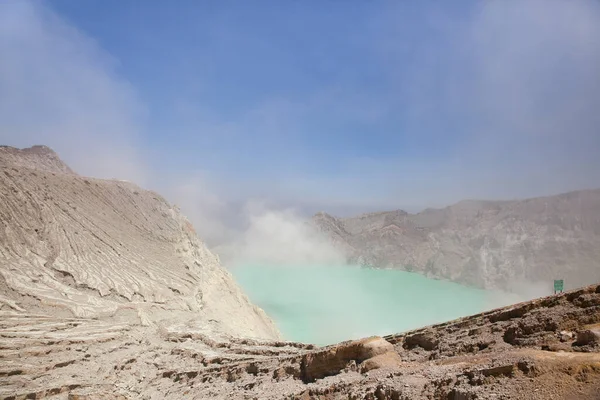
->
[222,206,345,267]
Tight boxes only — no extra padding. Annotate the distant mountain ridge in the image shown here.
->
[312,189,600,291]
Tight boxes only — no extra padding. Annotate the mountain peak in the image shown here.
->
[0,145,75,175]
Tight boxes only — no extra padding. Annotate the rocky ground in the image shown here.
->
[2,284,599,399]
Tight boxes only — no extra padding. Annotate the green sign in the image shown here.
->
[554,279,564,293]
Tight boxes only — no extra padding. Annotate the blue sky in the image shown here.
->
[1,0,600,242]
[47,0,449,178]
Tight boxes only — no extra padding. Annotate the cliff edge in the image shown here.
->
[0,145,280,340]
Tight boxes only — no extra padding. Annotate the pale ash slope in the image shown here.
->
[313,191,600,291]
[0,145,279,340]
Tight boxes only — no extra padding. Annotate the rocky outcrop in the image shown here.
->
[312,191,600,290]
[0,145,279,340]
[301,337,401,382]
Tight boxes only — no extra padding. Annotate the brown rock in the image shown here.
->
[543,342,573,352]
[301,337,396,382]
[575,329,600,346]
[356,337,395,359]
[479,364,515,377]
[404,332,439,351]
[360,352,402,373]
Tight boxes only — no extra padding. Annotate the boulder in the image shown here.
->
[301,337,399,382]
[559,330,574,342]
[404,332,439,351]
[574,329,600,346]
[360,352,402,373]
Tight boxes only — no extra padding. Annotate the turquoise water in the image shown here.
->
[232,264,520,345]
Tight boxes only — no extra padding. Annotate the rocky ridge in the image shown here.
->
[312,191,600,291]
[0,145,279,340]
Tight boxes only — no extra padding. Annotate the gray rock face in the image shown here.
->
[312,191,600,290]
[0,145,280,341]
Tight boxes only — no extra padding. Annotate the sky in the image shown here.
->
[1,0,600,247]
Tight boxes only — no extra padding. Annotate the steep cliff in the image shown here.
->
[0,145,280,340]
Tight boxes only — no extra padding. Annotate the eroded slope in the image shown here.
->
[0,145,279,340]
